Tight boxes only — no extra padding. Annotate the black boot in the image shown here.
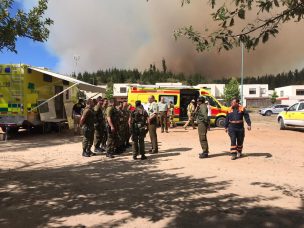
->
[231,152,237,160]
[82,149,90,157]
[141,154,147,160]
[199,152,208,159]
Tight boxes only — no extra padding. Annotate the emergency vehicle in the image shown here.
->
[127,85,229,127]
[0,64,104,135]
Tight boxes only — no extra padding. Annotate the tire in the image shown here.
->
[1,127,19,134]
[279,118,286,130]
[216,117,226,128]
[265,110,272,116]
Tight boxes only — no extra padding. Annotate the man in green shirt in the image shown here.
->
[196,96,209,158]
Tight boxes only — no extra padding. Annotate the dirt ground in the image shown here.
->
[0,113,303,228]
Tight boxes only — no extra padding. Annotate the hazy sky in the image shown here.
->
[4,0,304,79]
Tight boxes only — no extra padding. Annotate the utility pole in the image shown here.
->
[240,42,244,105]
[73,55,80,79]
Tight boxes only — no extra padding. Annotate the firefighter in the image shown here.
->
[183,99,196,130]
[224,97,251,160]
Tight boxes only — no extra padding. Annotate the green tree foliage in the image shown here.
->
[214,68,304,89]
[105,82,114,99]
[224,78,240,103]
[174,0,304,51]
[0,0,53,53]
[270,90,278,104]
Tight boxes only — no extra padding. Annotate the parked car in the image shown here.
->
[259,104,289,116]
[277,101,304,130]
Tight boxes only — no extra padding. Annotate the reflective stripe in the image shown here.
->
[230,120,244,123]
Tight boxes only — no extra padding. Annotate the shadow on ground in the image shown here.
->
[0,153,303,228]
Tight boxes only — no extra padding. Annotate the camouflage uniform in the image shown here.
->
[117,108,125,152]
[105,105,119,156]
[94,103,105,151]
[82,106,95,153]
[123,109,131,146]
[196,102,209,155]
[130,107,148,156]
[101,106,108,148]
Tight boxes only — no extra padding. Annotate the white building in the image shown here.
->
[275,85,304,105]
[195,84,225,98]
[241,84,268,98]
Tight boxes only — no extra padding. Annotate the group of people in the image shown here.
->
[72,95,251,161]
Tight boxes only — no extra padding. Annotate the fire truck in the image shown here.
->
[127,85,228,127]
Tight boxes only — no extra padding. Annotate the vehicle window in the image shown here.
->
[274,105,280,108]
[288,103,298,111]
[205,96,220,108]
[298,103,304,111]
[159,95,178,105]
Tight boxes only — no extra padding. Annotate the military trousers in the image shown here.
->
[228,127,245,154]
[94,125,104,149]
[132,133,145,156]
[148,122,158,153]
[106,130,118,154]
[198,122,209,153]
[159,111,168,132]
[82,125,94,151]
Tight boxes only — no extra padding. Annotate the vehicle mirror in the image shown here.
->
[284,107,288,111]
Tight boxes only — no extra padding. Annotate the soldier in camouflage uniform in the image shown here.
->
[101,98,108,149]
[105,98,119,158]
[80,99,95,157]
[196,96,209,159]
[93,96,105,153]
[123,101,131,148]
[116,102,125,154]
[129,100,148,160]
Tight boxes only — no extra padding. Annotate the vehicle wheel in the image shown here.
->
[265,111,272,116]
[216,117,226,128]
[279,118,286,130]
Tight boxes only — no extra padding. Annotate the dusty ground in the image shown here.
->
[0,113,303,228]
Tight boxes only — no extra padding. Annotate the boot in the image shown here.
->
[106,153,115,158]
[237,152,243,158]
[82,149,90,157]
[199,152,208,159]
[231,152,237,160]
[133,155,138,160]
[141,154,147,160]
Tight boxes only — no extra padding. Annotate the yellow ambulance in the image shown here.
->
[0,64,104,134]
[127,85,229,127]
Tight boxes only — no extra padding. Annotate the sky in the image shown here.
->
[1,0,304,80]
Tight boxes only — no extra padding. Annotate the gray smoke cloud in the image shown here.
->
[22,0,304,79]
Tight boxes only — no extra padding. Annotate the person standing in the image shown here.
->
[101,98,108,149]
[80,99,95,157]
[129,100,148,160]
[206,101,212,131]
[224,98,251,160]
[196,96,209,159]
[105,98,119,158]
[147,95,158,154]
[93,97,105,153]
[72,99,85,135]
[168,101,176,128]
[116,102,125,153]
[158,97,168,133]
[183,99,196,130]
[123,101,132,148]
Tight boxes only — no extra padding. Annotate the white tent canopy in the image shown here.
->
[29,67,105,93]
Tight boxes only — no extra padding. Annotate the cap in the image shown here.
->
[191,99,195,102]
[197,96,206,102]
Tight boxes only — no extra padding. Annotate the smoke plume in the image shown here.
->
[22,0,304,79]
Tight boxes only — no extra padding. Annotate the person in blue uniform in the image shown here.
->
[224,97,251,160]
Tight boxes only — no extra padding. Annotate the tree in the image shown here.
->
[0,0,53,53]
[224,78,240,103]
[105,82,114,99]
[174,0,304,51]
[162,58,167,73]
[270,90,278,104]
